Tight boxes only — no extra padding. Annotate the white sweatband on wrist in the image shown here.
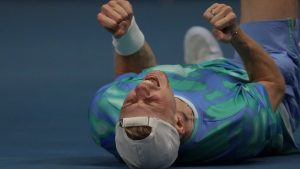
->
[112,16,145,56]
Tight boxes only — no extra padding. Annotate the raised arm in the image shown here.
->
[97,0,156,75]
[203,3,285,110]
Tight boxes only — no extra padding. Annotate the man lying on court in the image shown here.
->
[89,0,300,168]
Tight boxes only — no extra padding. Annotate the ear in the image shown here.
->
[175,113,185,137]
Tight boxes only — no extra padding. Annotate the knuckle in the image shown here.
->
[116,16,123,23]
[123,13,130,20]
[224,6,232,12]
[116,0,125,6]
[112,22,118,28]
[97,13,102,19]
[212,22,219,28]
[215,23,221,29]
[127,11,133,16]
[228,13,237,20]
[126,4,133,12]
[108,0,116,6]
[215,21,224,29]
[123,0,131,6]
[101,4,109,11]
[116,0,132,12]
[216,3,225,9]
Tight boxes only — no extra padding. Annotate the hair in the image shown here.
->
[125,126,152,140]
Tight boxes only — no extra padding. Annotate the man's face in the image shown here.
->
[120,70,176,125]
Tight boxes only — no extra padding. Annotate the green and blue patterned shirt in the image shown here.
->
[89,59,298,163]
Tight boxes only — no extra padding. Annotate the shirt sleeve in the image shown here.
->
[230,82,283,158]
[181,82,284,163]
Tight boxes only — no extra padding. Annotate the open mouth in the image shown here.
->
[144,73,160,87]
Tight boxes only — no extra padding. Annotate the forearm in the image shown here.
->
[241,0,298,23]
[231,28,285,109]
[114,41,156,75]
[231,28,279,82]
[112,16,157,75]
[97,1,157,76]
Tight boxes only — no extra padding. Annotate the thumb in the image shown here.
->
[212,28,231,43]
[114,20,130,38]
[212,28,224,40]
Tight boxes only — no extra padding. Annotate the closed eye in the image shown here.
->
[122,100,134,109]
[122,96,137,109]
[122,95,160,110]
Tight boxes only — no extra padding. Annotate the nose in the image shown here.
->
[135,83,151,99]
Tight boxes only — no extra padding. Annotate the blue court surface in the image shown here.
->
[0,0,299,168]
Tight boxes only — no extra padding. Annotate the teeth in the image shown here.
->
[143,75,159,87]
[144,80,153,84]
[143,79,159,87]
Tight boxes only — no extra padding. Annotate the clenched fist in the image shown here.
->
[203,3,239,43]
[97,0,133,38]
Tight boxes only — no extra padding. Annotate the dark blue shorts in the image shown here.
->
[232,19,300,131]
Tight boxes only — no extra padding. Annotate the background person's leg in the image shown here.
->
[241,0,298,23]
[238,0,300,131]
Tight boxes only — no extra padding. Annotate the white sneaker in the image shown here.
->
[184,26,223,64]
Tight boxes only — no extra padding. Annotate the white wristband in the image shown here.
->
[112,17,145,56]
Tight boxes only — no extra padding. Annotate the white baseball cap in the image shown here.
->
[115,116,180,169]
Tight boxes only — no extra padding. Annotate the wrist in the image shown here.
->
[112,17,145,56]
[230,26,242,43]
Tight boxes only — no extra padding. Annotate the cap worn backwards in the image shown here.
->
[115,116,180,169]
